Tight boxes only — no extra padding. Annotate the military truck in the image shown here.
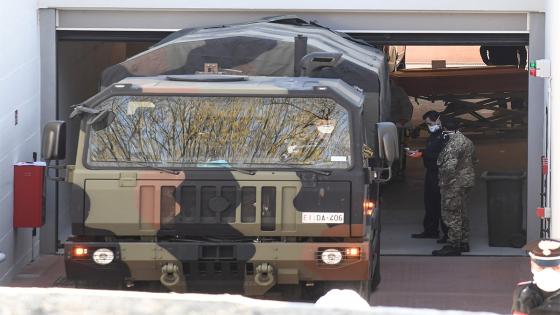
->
[41,17,399,301]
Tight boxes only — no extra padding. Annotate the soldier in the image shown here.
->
[432,118,475,256]
[512,239,560,315]
[409,111,448,242]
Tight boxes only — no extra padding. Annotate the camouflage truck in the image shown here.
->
[41,17,399,301]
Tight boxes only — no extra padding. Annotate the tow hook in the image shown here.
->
[254,263,275,287]
[160,263,180,287]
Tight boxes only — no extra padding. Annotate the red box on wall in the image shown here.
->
[13,162,46,228]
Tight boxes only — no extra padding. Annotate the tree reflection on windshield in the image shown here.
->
[88,96,351,169]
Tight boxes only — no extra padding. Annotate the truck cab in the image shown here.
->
[42,74,399,300]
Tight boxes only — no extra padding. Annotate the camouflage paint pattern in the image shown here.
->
[100,16,390,150]
[438,131,476,247]
[437,131,476,188]
[63,76,379,296]
[440,186,471,246]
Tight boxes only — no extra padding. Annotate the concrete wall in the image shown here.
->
[38,0,545,13]
[0,1,41,283]
[53,10,530,33]
[527,13,546,241]
[546,0,560,237]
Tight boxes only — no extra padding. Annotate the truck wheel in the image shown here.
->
[358,279,372,304]
[371,256,381,291]
[371,210,382,291]
[278,284,303,301]
[360,230,376,303]
[302,283,326,302]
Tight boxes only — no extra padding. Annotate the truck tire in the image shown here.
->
[371,207,382,291]
[278,284,303,301]
[358,279,372,304]
[302,283,326,302]
[371,255,381,291]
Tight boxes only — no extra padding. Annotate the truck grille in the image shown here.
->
[159,184,277,230]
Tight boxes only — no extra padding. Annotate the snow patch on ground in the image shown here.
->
[315,289,371,310]
[0,287,501,315]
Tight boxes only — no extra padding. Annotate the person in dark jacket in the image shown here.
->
[409,111,448,241]
[512,239,560,315]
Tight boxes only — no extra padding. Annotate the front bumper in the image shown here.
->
[64,241,371,294]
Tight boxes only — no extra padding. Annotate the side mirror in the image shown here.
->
[42,121,66,161]
[88,109,116,131]
[377,122,399,163]
[370,122,399,183]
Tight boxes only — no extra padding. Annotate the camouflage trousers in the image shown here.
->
[440,186,471,247]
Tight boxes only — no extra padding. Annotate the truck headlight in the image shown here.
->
[321,248,343,265]
[92,248,114,265]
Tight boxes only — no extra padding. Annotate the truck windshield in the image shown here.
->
[87,96,352,169]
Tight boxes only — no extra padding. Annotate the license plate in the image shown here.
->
[302,212,344,224]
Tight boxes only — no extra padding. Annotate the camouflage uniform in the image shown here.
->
[437,131,475,247]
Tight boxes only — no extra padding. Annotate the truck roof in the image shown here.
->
[99,16,389,122]
[116,75,364,108]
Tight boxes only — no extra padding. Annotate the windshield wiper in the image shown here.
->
[119,161,256,175]
[247,163,332,176]
[228,167,256,175]
[200,162,255,175]
[120,161,180,175]
[287,166,331,176]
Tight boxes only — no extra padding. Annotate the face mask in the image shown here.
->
[533,268,560,292]
[428,125,440,133]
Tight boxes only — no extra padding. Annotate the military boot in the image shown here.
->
[460,243,470,253]
[432,245,462,256]
[436,235,448,244]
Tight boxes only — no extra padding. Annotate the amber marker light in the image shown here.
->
[346,247,360,257]
[73,247,88,256]
[363,200,375,216]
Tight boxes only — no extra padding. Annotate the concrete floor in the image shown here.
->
[373,255,530,314]
[381,172,526,256]
[7,254,531,314]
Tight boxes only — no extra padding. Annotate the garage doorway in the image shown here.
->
[379,43,529,256]
[55,34,158,244]
[53,31,534,256]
